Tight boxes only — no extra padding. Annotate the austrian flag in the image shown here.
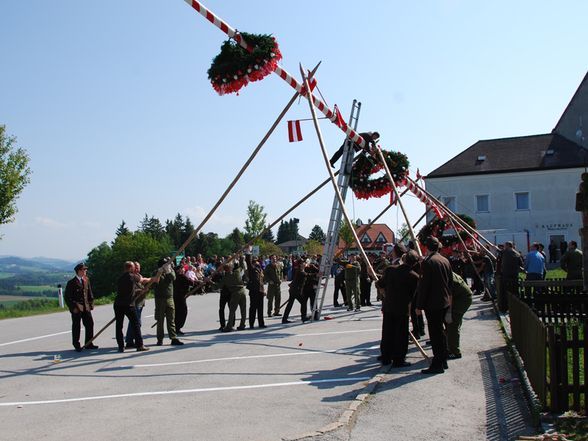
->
[288,120,303,142]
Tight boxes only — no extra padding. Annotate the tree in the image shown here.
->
[276,218,300,244]
[308,225,326,243]
[261,227,275,243]
[244,200,267,241]
[227,227,245,252]
[86,242,114,296]
[338,220,355,250]
[396,222,409,243]
[139,214,165,240]
[165,213,185,249]
[115,220,130,237]
[0,126,31,229]
[304,239,323,255]
[259,240,283,256]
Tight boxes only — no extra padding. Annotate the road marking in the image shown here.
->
[0,321,376,348]
[295,328,379,337]
[0,376,371,407]
[0,331,70,348]
[123,345,380,368]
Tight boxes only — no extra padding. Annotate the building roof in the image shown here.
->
[277,238,307,248]
[337,223,395,251]
[553,71,588,135]
[426,133,588,179]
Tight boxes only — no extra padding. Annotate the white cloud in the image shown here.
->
[81,221,101,229]
[183,206,242,230]
[34,217,70,229]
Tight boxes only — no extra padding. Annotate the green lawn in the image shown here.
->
[16,284,56,293]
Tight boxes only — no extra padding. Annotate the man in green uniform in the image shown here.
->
[212,259,247,332]
[345,255,361,311]
[446,272,473,359]
[153,257,183,346]
[560,240,583,280]
[264,255,282,317]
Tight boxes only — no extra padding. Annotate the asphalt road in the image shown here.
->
[0,283,535,441]
[0,283,387,441]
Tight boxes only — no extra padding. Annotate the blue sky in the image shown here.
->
[1,1,587,260]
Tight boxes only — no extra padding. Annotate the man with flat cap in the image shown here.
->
[64,263,98,352]
[416,236,453,374]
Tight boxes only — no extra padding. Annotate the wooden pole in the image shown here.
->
[299,64,428,361]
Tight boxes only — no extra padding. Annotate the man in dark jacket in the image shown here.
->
[282,260,307,324]
[376,251,420,367]
[115,261,157,352]
[499,241,523,313]
[173,265,191,335]
[246,253,266,329]
[360,258,373,306]
[64,263,97,352]
[416,237,453,374]
[329,131,380,167]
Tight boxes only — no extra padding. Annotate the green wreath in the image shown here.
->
[207,32,282,95]
[350,150,410,200]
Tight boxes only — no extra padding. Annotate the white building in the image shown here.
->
[425,72,588,252]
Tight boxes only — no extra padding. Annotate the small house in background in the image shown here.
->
[337,223,395,256]
[424,71,588,254]
[277,237,307,255]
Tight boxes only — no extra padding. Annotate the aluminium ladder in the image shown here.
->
[311,99,362,321]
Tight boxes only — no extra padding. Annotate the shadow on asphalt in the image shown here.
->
[478,347,536,441]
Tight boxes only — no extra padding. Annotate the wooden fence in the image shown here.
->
[519,279,586,324]
[508,293,546,405]
[508,280,587,413]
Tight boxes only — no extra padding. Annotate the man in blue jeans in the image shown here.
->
[525,243,546,280]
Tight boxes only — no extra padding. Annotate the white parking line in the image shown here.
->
[0,314,156,348]
[295,328,379,337]
[0,331,70,348]
[0,376,371,407]
[0,320,376,348]
[126,345,380,368]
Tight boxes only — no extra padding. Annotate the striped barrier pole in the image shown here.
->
[183,0,367,149]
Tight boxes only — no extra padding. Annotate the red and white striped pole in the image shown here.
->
[183,0,368,149]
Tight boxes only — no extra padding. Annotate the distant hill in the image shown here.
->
[0,256,76,275]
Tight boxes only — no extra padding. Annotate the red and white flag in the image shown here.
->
[288,120,303,142]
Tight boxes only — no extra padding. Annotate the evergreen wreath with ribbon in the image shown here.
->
[350,150,410,200]
[417,214,477,248]
[207,32,282,95]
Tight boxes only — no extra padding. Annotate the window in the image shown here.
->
[360,233,371,244]
[476,195,489,212]
[375,233,387,243]
[515,192,529,210]
[441,196,456,212]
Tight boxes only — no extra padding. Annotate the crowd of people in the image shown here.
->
[63,236,583,373]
